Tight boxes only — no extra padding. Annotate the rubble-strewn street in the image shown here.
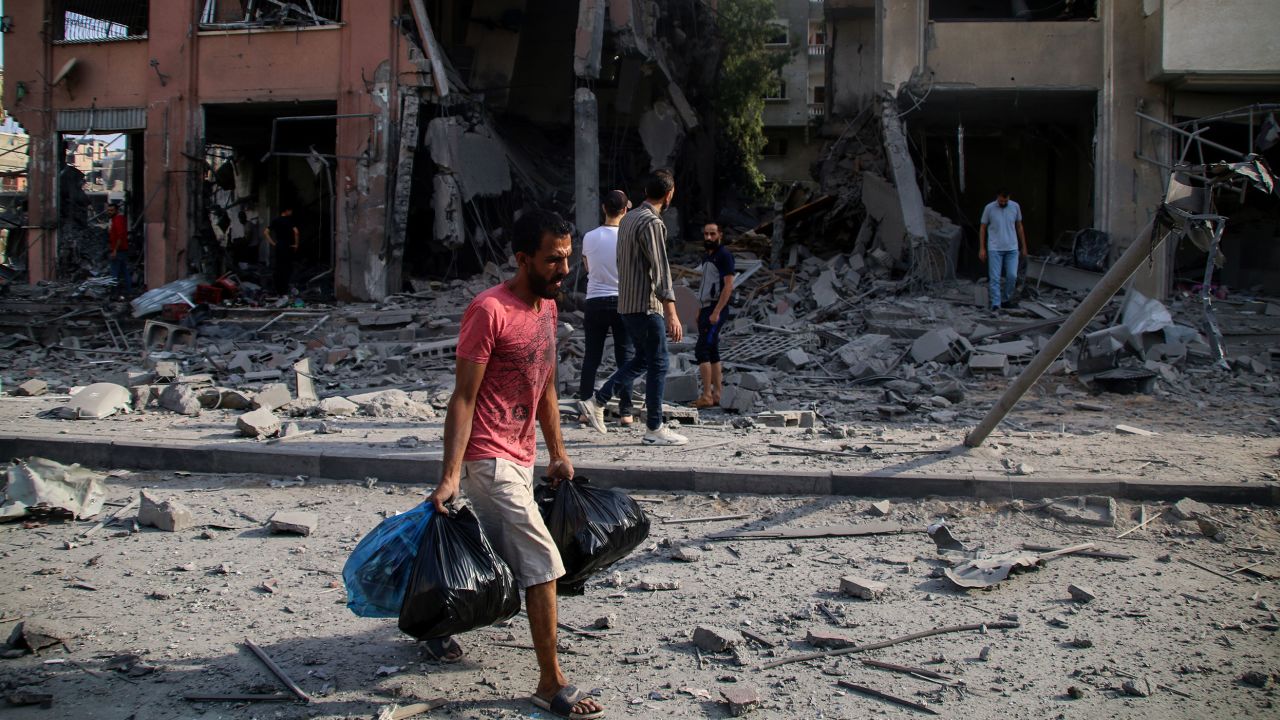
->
[1,471,1278,719]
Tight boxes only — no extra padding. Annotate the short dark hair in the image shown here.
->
[603,190,629,216]
[512,208,572,257]
[644,169,675,201]
[996,189,1010,197]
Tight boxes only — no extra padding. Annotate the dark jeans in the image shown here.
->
[695,305,729,364]
[578,296,634,415]
[110,253,132,295]
[595,311,668,431]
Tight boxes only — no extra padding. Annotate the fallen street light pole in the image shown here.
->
[964,217,1165,448]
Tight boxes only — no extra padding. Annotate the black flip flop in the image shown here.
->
[530,685,605,719]
[422,636,464,663]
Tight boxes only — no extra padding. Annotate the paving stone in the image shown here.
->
[805,628,857,649]
[839,576,887,600]
[693,626,744,652]
[269,511,318,536]
[252,383,293,411]
[137,491,196,532]
[13,379,47,397]
[159,384,201,416]
[236,408,281,438]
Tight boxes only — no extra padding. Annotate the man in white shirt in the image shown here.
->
[577,190,635,426]
[978,190,1028,312]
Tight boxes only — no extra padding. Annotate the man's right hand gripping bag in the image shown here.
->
[398,504,521,640]
[535,477,651,594]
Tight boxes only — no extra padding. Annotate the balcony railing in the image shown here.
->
[809,103,825,118]
[808,44,827,57]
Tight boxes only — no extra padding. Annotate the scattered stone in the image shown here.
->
[13,379,47,397]
[1239,671,1272,689]
[635,577,680,591]
[591,615,617,630]
[1069,637,1094,649]
[252,383,293,412]
[137,491,196,532]
[1067,584,1097,603]
[839,576,887,600]
[6,618,73,652]
[868,500,892,517]
[720,686,761,717]
[1066,686,1085,699]
[881,554,914,565]
[1044,495,1118,527]
[736,372,772,392]
[1121,679,1151,697]
[237,408,281,438]
[978,645,991,661]
[159,383,201,416]
[805,628,856,649]
[693,626,744,653]
[671,546,702,563]
[1196,517,1223,539]
[397,435,420,449]
[1171,497,1212,520]
[777,348,810,372]
[269,511,318,536]
[281,422,302,438]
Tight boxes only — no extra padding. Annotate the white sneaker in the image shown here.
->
[578,397,607,434]
[642,424,688,446]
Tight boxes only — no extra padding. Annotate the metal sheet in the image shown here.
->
[56,107,146,133]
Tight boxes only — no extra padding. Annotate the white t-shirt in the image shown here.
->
[582,225,620,299]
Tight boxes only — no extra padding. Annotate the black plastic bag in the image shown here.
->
[1072,228,1111,272]
[398,503,521,640]
[535,477,651,593]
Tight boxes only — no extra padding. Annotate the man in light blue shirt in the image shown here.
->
[979,191,1028,312]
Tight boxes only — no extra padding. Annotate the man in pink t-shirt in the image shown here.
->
[428,209,605,720]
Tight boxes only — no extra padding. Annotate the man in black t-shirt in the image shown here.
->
[264,206,299,295]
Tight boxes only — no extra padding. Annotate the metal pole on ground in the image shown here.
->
[964,217,1165,448]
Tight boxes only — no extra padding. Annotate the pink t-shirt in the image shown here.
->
[457,283,558,467]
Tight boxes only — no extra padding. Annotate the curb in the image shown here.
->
[1,434,1275,506]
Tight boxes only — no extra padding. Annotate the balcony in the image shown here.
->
[809,103,825,118]
[1145,0,1280,89]
[808,44,826,57]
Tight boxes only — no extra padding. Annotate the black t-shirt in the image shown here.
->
[270,215,298,255]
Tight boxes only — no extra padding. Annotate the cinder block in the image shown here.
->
[839,576,887,600]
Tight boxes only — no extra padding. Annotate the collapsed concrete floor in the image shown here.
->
[0,470,1277,719]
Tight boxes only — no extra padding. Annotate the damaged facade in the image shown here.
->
[2,0,722,301]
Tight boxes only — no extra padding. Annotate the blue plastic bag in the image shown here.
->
[343,501,434,618]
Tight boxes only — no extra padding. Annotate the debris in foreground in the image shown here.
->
[836,680,939,715]
[758,620,1019,670]
[1,457,107,521]
[943,543,1095,589]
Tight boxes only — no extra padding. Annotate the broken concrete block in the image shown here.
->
[13,379,47,397]
[269,511,318,536]
[721,686,761,717]
[883,379,922,396]
[836,334,892,373]
[244,369,284,382]
[663,372,700,403]
[839,576,887,600]
[349,389,436,419]
[927,410,958,423]
[692,626,743,653]
[869,500,892,517]
[1067,584,1096,603]
[805,628,856,649]
[1196,516,1223,539]
[159,384,201,416]
[252,383,293,412]
[719,385,758,414]
[812,269,841,308]
[968,353,1009,374]
[293,359,317,403]
[130,386,152,410]
[1044,496,1118,527]
[935,381,965,403]
[977,339,1034,356]
[137,491,196,532]
[734,371,772,392]
[236,408,281,438]
[797,410,816,429]
[670,546,702,563]
[152,361,180,381]
[64,383,132,419]
[776,348,810,372]
[1171,497,1212,520]
[318,396,359,416]
[910,328,972,364]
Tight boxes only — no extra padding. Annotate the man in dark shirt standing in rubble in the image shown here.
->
[579,169,688,446]
[264,205,300,296]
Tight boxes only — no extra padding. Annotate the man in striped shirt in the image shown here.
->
[578,169,688,446]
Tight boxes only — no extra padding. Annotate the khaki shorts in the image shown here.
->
[461,458,565,589]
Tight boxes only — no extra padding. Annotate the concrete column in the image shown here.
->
[574,88,600,238]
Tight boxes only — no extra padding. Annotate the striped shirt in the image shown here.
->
[616,202,676,315]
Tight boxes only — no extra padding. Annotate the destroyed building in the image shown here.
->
[1,0,722,300]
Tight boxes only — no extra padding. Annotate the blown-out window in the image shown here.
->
[56,0,149,43]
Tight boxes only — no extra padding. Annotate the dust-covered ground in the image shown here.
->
[1,470,1277,719]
